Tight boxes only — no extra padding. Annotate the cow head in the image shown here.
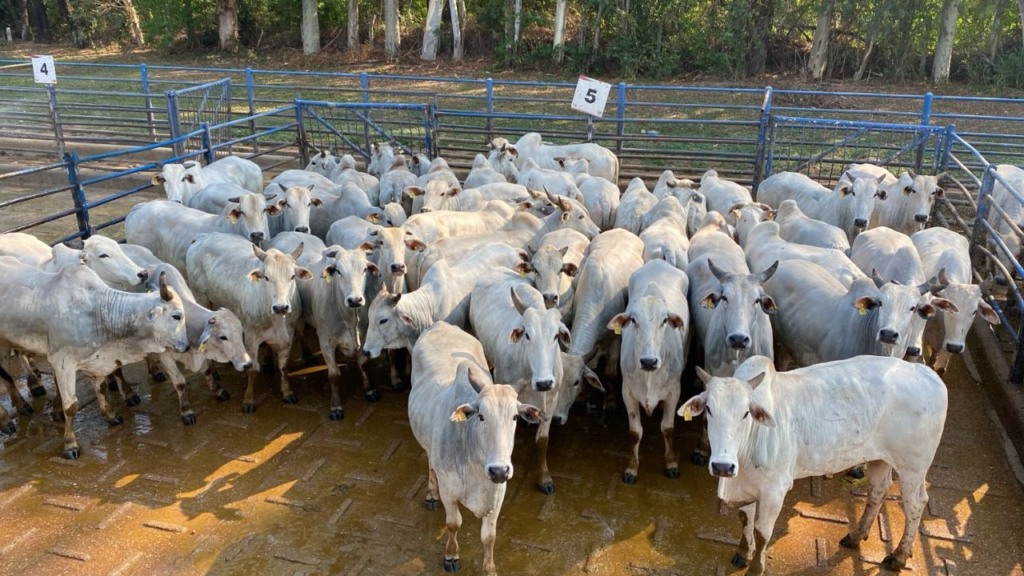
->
[507,285,570,393]
[609,289,685,376]
[225,192,276,246]
[522,245,578,309]
[835,172,886,233]
[359,228,424,295]
[900,171,945,230]
[79,235,148,288]
[321,246,379,310]
[363,286,419,358]
[249,243,312,316]
[197,309,252,372]
[551,194,601,239]
[930,272,998,354]
[449,362,542,483]
[702,259,778,354]
[148,271,190,354]
[487,139,520,182]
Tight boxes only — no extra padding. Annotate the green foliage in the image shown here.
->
[992,49,1024,89]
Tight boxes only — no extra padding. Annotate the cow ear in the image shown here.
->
[404,186,424,198]
[700,293,721,310]
[607,313,630,334]
[757,294,777,315]
[678,392,707,419]
[581,365,605,392]
[509,326,525,343]
[557,324,571,350]
[248,269,263,283]
[515,262,533,277]
[837,182,852,196]
[930,298,959,314]
[294,267,313,281]
[666,313,685,329]
[310,197,324,207]
[874,189,888,201]
[151,174,165,185]
[227,208,242,224]
[507,145,518,157]
[266,203,282,216]
[853,296,880,314]
[916,303,936,319]
[183,174,196,184]
[366,262,380,276]
[749,402,776,428]
[979,300,1000,325]
[560,210,571,223]
[516,403,544,425]
[321,264,337,281]
[366,211,382,224]
[398,312,417,328]
[447,186,460,196]
[450,402,479,422]
[358,241,377,253]
[406,238,428,252]
[561,262,579,277]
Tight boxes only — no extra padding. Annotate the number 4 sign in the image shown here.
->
[31,55,56,84]
[571,75,611,118]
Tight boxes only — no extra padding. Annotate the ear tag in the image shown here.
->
[198,340,208,353]
[249,274,260,284]
[613,325,622,335]
[701,296,717,310]
[682,406,693,421]
[322,269,332,283]
[518,269,526,278]
[857,304,867,316]
[450,410,467,423]
[228,213,238,224]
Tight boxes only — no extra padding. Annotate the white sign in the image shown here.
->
[31,55,56,84]
[571,75,611,118]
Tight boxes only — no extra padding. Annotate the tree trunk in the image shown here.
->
[513,0,522,54]
[217,0,238,51]
[20,0,30,40]
[990,0,1005,61]
[384,0,400,59]
[854,38,875,81]
[806,0,835,80]
[55,0,86,47]
[448,0,462,60]
[1018,0,1024,51]
[29,0,51,43]
[347,0,359,48]
[932,0,960,83]
[593,0,603,58]
[122,0,145,46]
[745,0,773,77]
[457,0,466,29]
[553,0,568,61]
[421,0,442,60]
[301,0,320,54]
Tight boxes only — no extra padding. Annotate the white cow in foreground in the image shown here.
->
[508,132,620,184]
[0,232,147,289]
[679,355,947,575]
[773,199,850,251]
[848,163,945,235]
[154,156,263,205]
[699,169,753,216]
[408,322,542,576]
[757,171,886,243]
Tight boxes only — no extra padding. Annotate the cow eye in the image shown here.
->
[742,410,750,420]
[379,318,389,325]
[172,313,183,321]
[705,406,713,418]
[478,414,485,422]
[97,254,109,259]
[219,335,229,341]
[523,333,531,341]
[904,187,914,194]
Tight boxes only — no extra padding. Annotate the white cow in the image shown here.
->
[378,154,419,209]
[679,355,947,575]
[0,259,187,459]
[153,156,263,205]
[614,178,658,235]
[503,132,620,184]
[269,168,336,192]
[773,198,850,251]
[607,260,690,484]
[699,169,754,216]
[516,157,582,200]
[848,163,946,235]
[912,227,1000,373]
[189,182,320,237]
[515,232,587,322]
[407,153,432,177]
[559,158,620,231]
[745,221,866,288]
[186,233,312,413]
[757,171,887,243]
[464,153,507,188]
[367,142,396,177]
[406,180,484,214]
[408,321,542,575]
[639,197,691,271]
[304,148,345,178]
[308,183,383,239]
[0,232,147,289]
[124,199,276,274]
[402,207,511,244]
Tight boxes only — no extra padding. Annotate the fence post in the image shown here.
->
[485,77,494,143]
[586,116,594,143]
[938,124,955,174]
[140,63,157,142]
[65,151,92,238]
[200,122,215,164]
[294,102,309,166]
[971,165,995,256]
[752,86,774,194]
[46,84,66,159]
[166,90,183,157]
[915,92,934,172]
[245,67,260,154]
[615,82,626,155]
[424,104,435,159]
[361,72,372,152]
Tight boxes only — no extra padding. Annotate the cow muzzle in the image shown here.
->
[710,461,737,478]
[533,379,554,392]
[854,218,868,228]
[487,465,511,483]
[914,214,929,223]
[639,357,660,371]
[346,296,365,308]
[390,263,406,274]
[250,231,265,244]
[272,304,291,315]
[542,293,558,308]
[946,343,965,354]
[727,333,751,350]
[137,270,149,282]
[878,329,899,344]
[294,226,310,234]
[905,346,921,357]
[175,340,190,354]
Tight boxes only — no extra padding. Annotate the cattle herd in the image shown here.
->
[0,131,1017,575]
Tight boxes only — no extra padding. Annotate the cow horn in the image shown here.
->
[908,169,917,178]
[707,259,729,283]
[510,286,530,316]
[871,269,886,288]
[459,362,487,393]
[727,202,749,215]
[278,182,287,192]
[158,271,174,302]
[543,186,558,205]
[253,244,268,262]
[64,238,85,250]
[756,261,779,284]
[290,242,305,260]
[937,267,950,286]
[922,275,945,295]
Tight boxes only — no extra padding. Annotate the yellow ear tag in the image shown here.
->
[198,340,208,353]
[682,406,693,421]
[322,269,332,283]
[858,304,867,316]
[249,274,260,283]
[228,213,238,224]
[613,325,622,335]
[701,296,717,310]
[450,410,467,423]
[518,269,526,278]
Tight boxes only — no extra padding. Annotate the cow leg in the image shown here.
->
[204,365,230,401]
[535,414,555,494]
[388,349,409,393]
[322,342,345,421]
[145,355,168,383]
[0,366,33,416]
[356,352,378,402]
[158,355,195,425]
[747,489,785,576]
[841,460,892,549]
[52,360,81,459]
[883,469,928,572]
[425,465,440,511]
[622,384,642,484]
[88,376,123,426]
[0,403,15,435]
[19,354,46,397]
[732,502,757,568]
[661,419,678,479]
[479,492,505,576]
[241,336,261,413]
[108,367,141,407]
[441,495,463,572]
[272,342,298,404]
[691,421,710,466]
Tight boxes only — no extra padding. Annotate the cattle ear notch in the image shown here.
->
[678,392,707,421]
[450,402,478,422]
[516,404,543,425]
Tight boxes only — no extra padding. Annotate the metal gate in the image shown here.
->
[294,100,433,167]
[165,78,232,157]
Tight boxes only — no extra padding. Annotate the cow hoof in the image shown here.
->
[329,408,345,421]
[391,381,406,393]
[51,411,66,423]
[880,554,905,572]
[365,389,381,403]
[731,553,749,569]
[538,482,555,495]
[109,414,124,426]
[152,371,168,383]
[690,452,708,466]
[125,394,142,407]
[215,389,231,402]
[181,413,197,426]
[838,534,861,550]
[845,465,865,480]
[425,498,439,512]
[665,467,680,479]
[106,378,119,392]
[622,472,637,485]
[1,422,16,435]
[242,403,257,414]
[30,385,47,398]
[62,446,80,460]
[443,558,461,572]
[17,404,34,416]
[283,393,299,404]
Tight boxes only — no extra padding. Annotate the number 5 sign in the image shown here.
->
[31,55,56,84]
[571,75,611,118]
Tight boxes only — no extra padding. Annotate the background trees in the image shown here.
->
[3,0,1024,87]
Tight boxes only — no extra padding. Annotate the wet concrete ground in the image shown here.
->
[0,346,1021,576]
